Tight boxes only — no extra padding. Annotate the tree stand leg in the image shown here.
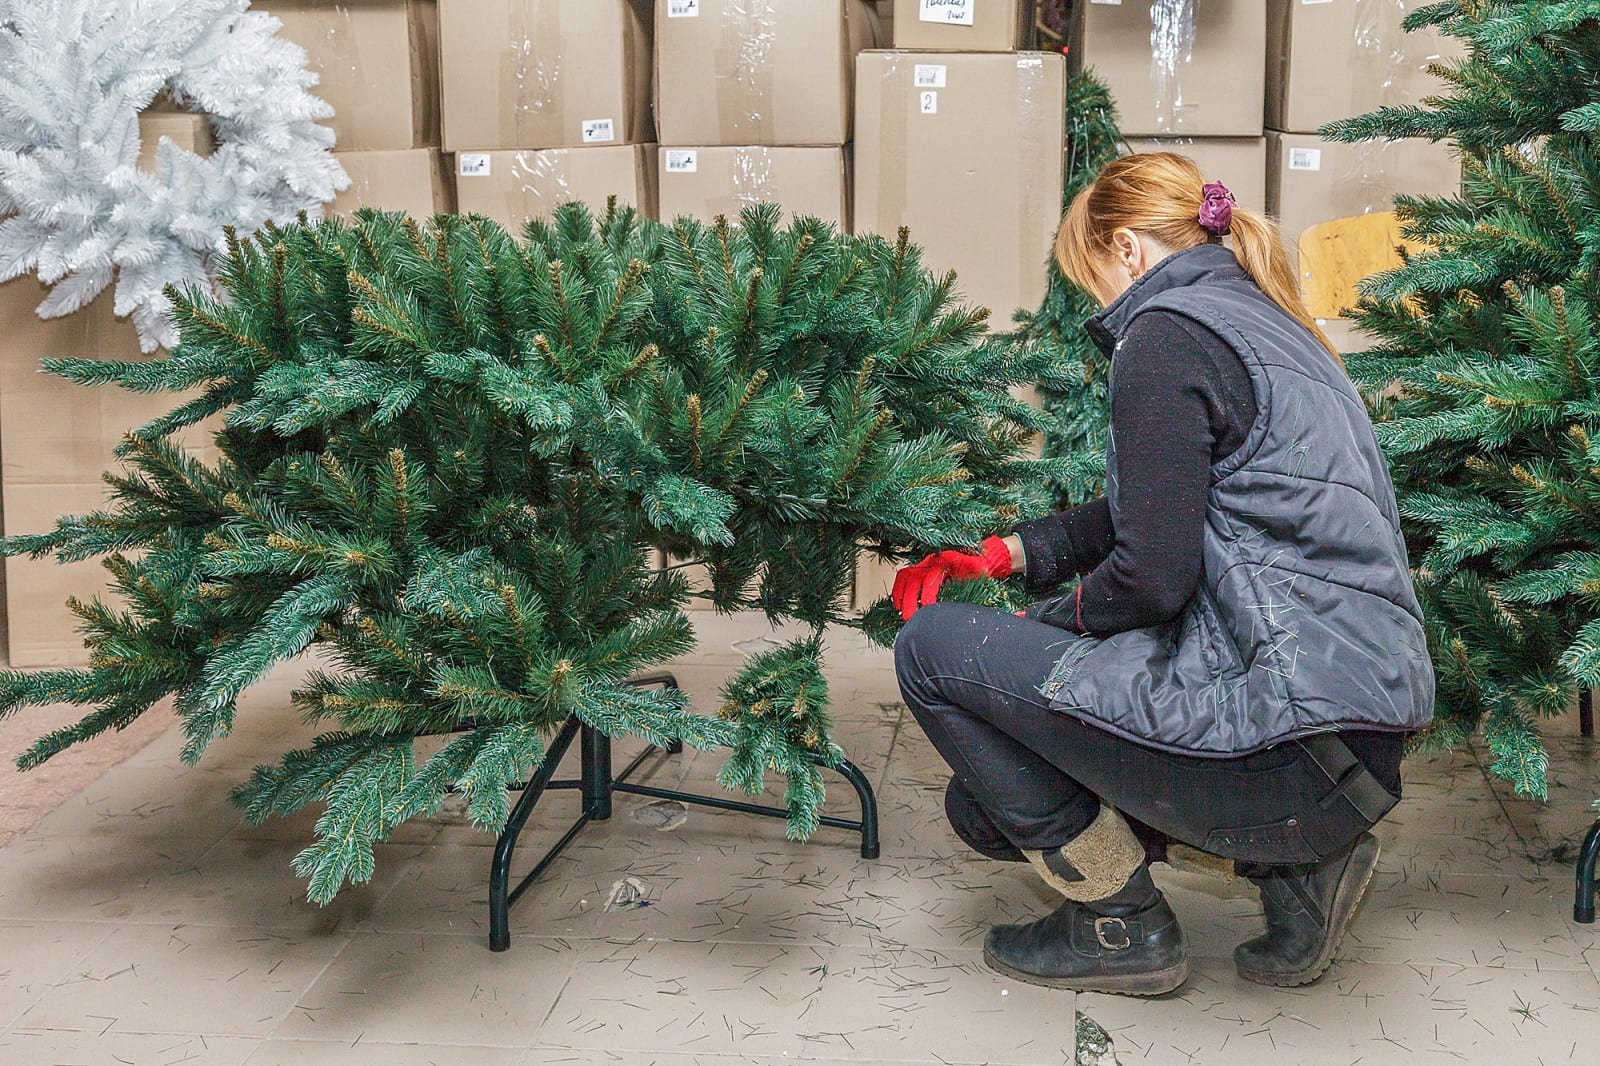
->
[1581,689,1594,739]
[1576,818,1600,924]
[485,671,881,951]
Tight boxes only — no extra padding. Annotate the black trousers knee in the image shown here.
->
[894,602,1399,865]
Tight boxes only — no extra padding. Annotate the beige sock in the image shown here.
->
[1024,805,1146,902]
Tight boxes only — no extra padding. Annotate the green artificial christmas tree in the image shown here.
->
[1005,73,1124,506]
[1325,0,1600,797]
[0,203,1056,900]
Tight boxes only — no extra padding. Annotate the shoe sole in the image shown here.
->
[1237,834,1380,988]
[981,947,1191,997]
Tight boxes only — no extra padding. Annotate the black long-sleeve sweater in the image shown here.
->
[1013,308,1404,790]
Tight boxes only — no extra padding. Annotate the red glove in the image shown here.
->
[892,536,1014,621]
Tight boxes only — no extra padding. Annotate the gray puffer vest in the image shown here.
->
[1038,244,1434,757]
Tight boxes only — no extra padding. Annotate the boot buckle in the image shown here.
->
[1093,916,1132,951]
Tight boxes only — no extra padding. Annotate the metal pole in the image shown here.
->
[489,716,581,952]
[1575,818,1600,924]
[581,724,613,822]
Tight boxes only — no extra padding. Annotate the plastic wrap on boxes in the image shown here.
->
[1267,0,1460,134]
[1149,0,1197,132]
[1073,0,1264,137]
[656,1,867,146]
[454,145,656,231]
[658,146,846,226]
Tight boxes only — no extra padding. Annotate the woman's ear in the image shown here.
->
[1110,228,1143,275]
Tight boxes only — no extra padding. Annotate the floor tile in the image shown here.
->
[128,838,423,935]
[805,944,1076,1064]
[0,834,214,922]
[0,920,117,1027]
[1327,958,1600,1061]
[0,1029,260,1066]
[26,764,243,847]
[537,939,832,1058]
[273,933,580,1047]
[17,923,349,1038]
[1082,957,1358,1066]
[245,1038,526,1065]
[1341,868,1591,971]
[365,844,601,940]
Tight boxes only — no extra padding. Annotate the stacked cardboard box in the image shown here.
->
[1124,137,1267,215]
[1072,0,1267,234]
[1265,0,1461,317]
[0,110,225,666]
[655,0,878,229]
[439,0,656,231]
[852,3,1050,610]
[264,0,448,215]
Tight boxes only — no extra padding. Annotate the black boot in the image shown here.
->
[1234,831,1380,987]
[982,866,1190,996]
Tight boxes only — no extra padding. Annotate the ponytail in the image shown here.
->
[1055,152,1340,363]
[1227,209,1340,363]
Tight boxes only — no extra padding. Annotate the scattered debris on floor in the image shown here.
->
[629,798,689,832]
[605,875,652,911]
[1077,1012,1121,1066]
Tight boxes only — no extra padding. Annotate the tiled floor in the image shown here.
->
[0,612,1596,1065]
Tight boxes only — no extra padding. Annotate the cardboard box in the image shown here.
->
[1267,130,1459,267]
[264,0,440,150]
[441,0,652,152]
[1124,137,1267,215]
[658,146,847,227]
[1317,317,1376,356]
[891,0,1027,51]
[1268,0,1462,134]
[0,280,216,666]
[328,149,454,217]
[854,551,899,612]
[656,0,870,147]
[854,50,1066,323]
[136,112,215,172]
[454,145,658,232]
[1074,0,1265,136]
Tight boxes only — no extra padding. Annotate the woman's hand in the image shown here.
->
[892,536,1015,620]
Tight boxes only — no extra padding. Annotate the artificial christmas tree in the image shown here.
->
[1324,0,1600,797]
[1006,73,1123,507]
[0,203,1057,900]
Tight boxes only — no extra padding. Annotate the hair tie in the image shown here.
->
[1199,181,1235,236]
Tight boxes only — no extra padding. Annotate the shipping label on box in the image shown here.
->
[1075,0,1265,137]
[658,146,847,227]
[328,148,453,217]
[892,0,1024,50]
[854,50,1065,325]
[656,0,867,147]
[441,0,651,152]
[1266,0,1464,134]
[263,0,440,150]
[454,144,657,232]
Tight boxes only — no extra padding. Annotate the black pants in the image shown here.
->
[894,603,1400,867]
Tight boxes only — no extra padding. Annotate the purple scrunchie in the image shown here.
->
[1199,181,1235,236]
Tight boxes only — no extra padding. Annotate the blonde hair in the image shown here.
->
[1055,152,1337,359]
